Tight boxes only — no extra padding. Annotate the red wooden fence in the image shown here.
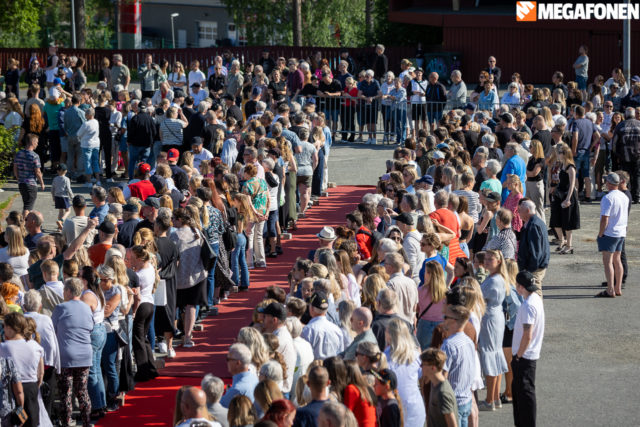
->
[0,46,421,75]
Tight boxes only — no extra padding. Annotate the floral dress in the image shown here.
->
[202,205,225,245]
[242,177,269,216]
[0,357,18,420]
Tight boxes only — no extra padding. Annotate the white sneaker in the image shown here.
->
[167,347,176,358]
[157,342,168,354]
[183,339,195,348]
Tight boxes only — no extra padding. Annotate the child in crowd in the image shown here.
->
[41,260,64,298]
[373,368,403,427]
[51,163,73,230]
[420,348,459,427]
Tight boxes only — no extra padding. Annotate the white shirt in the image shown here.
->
[301,315,345,360]
[190,89,207,107]
[77,118,100,149]
[137,265,156,305]
[403,230,424,284]
[292,335,314,403]
[192,148,213,171]
[24,311,61,372]
[274,325,297,393]
[512,292,545,360]
[410,79,427,103]
[0,247,30,276]
[188,69,206,88]
[386,272,419,324]
[600,189,629,238]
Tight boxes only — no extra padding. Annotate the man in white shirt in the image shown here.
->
[190,82,208,107]
[190,137,213,172]
[301,291,345,360]
[596,172,629,298]
[260,302,297,397]
[176,387,221,427]
[512,271,545,427]
[62,195,96,247]
[384,252,419,323]
[395,213,424,284]
[188,60,207,88]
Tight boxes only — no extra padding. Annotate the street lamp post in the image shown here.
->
[171,13,179,48]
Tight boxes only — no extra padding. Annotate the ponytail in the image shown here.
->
[24,317,40,343]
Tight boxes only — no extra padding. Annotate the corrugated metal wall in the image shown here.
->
[443,27,636,84]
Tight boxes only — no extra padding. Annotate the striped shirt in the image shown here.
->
[14,149,41,186]
[441,331,476,406]
[160,118,184,146]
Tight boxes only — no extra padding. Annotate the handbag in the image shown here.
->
[199,230,217,271]
[154,279,167,306]
[115,319,129,347]
[10,406,28,425]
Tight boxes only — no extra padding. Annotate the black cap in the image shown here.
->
[500,113,514,124]
[72,195,86,208]
[190,82,201,88]
[516,271,539,292]
[258,302,287,322]
[191,136,204,146]
[56,163,68,171]
[98,221,116,234]
[309,291,329,310]
[173,89,186,98]
[150,175,167,193]
[143,197,160,209]
[484,191,501,203]
[371,369,398,389]
[395,212,414,226]
[464,103,477,111]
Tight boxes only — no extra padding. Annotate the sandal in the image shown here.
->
[555,243,566,252]
[595,290,615,298]
[559,246,574,255]
[500,393,513,404]
[615,291,622,296]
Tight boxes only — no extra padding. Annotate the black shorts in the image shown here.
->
[297,175,312,187]
[19,183,38,211]
[502,326,514,348]
[412,103,427,121]
[54,196,71,209]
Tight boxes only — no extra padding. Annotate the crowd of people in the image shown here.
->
[0,42,634,427]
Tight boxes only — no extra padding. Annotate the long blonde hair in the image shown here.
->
[485,249,510,286]
[505,259,519,295]
[423,260,447,303]
[459,277,486,319]
[6,225,27,257]
[362,274,386,310]
[386,317,418,366]
[237,326,270,369]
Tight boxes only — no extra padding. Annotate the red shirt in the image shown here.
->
[88,243,112,268]
[343,384,377,427]
[355,226,374,260]
[128,180,156,201]
[429,208,467,264]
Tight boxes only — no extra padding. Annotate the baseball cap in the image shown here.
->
[605,172,620,185]
[251,87,262,96]
[415,67,424,73]
[516,271,539,292]
[258,302,287,322]
[191,136,204,146]
[306,97,316,105]
[108,203,123,217]
[138,163,151,174]
[416,174,434,186]
[484,191,501,203]
[433,151,445,160]
[436,143,449,150]
[371,369,398,390]
[72,195,86,208]
[56,163,68,172]
[143,197,160,209]
[190,82,201,88]
[464,103,477,111]
[309,291,329,310]
[395,212,414,226]
[167,148,180,161]
[114,84,125,93]
[123,202,139,213]
[632,75,640,83]
[500,113,514,124]
[173,89,186,98]
[53,77,63,86]
[98,221,116,235]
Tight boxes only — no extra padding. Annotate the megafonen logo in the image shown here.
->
[516,2,640,21]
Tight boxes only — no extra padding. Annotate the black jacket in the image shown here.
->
[128,111,157,147]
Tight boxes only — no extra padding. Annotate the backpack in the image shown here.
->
[356,228,384,251]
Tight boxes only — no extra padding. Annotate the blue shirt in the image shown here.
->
[441,331,476,406]
[219,370,259,408]
[357,79,381,97]
[89,203,110,224]
[292,399,329,427]
[419,254,447,286]
[500,155,527,202]
[51,300,94,369]
[281,128,301,151]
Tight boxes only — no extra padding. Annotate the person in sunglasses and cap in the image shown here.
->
[511,270,545,427]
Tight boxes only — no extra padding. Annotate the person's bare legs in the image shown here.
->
[503,348,514,399]
[565,230,573,248]
[469,393,479,427]
[602,251,614,296]
[613,251,624,294]
[183,305,196,343]
[584,176,592,199]
[554,227,566,247]
[164,332,174,352]
[485,375,497,404]
[299,184,310,215]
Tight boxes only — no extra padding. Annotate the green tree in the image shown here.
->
[0,0,41,47]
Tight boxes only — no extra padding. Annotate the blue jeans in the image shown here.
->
[88,323,107,410]
[82,147,100,175]
[575,150,590,183]
[128,145,151,179]
[417,318,442,350]
[231,232,249,288]
[458,399,472,427]
[150,140,163,171]
[101,331,119,400]
[394,108,407,143]
[206,242,220,306]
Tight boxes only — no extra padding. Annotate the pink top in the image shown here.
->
[504,192,523,232]
[417,285,445,322]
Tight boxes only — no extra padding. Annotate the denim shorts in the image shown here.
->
[266,210,278,238]
[576,75,588,90]
[597,235,624,252]
[575,151,590,179]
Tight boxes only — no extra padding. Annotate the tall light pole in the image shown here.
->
[171,13,179,48]
[71,0,77,48]
[623,0,631,83]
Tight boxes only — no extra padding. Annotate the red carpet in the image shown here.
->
[99,185,373,426]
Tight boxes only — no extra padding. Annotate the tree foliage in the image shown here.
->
[0,0,41,47]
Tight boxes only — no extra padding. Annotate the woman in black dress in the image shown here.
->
[549,142,580,254]
[94,93,114,181]
[153,212,179,358]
